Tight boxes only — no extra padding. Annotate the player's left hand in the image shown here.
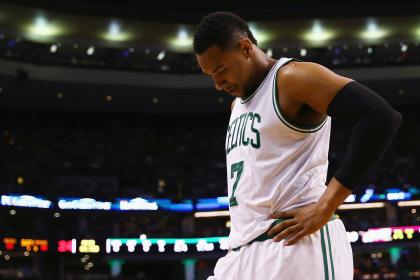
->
[267,202,334,246]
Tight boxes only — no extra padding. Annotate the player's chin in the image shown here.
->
[227,89,243,98]
[224,91,237,97]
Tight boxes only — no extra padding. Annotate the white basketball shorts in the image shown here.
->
[207,219,353,280]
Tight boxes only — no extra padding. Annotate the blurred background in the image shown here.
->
[0,0,419,279]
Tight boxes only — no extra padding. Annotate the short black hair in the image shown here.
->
[193,11,257,55]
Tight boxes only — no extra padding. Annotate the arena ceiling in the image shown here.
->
[2,0,420,22]
[1,1,420,52]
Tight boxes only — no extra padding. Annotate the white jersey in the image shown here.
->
[225,57,332,249]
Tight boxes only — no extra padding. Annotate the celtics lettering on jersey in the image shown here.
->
[226,112,261,154]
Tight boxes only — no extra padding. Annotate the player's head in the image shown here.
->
[194,12,259,98]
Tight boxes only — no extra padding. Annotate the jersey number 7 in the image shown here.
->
[229,161,244,207]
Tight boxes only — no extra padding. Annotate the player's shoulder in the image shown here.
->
[276,61,333,96]
[276,59,353,108]
[277,60,318,80]
[276,60,306,100]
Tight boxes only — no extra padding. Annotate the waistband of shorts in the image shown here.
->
[231,214,337,251]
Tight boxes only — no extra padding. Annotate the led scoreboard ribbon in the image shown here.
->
[105,237,229,254]
[1,189,418,211]
[1,226,419,255]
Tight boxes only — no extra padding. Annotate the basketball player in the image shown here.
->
[194,12,401,280]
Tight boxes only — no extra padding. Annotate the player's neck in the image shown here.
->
[244,53,277,99]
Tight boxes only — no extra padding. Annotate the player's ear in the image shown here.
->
[239,38,253,58]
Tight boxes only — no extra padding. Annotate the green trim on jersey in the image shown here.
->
[272,66,328,133]
[326,224,336,280]
[320,227,329,280]
[240,59,281,104]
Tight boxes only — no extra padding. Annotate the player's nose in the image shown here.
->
[215,83,223,91]
[212,76,225,91]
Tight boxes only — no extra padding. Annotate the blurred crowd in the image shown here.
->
[1,107,419,201]
[0,109,227,199]
[1,36,420,74]
[353,248,420,280]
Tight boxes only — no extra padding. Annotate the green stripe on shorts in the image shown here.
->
[326,224,335,280]
[320,227,329,280]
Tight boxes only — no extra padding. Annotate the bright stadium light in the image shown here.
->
[398,200,420,207]
[50,44,58,53]
[27,15,61,37]
[109,21,120,36]
[102,20,131,41]
[338,202,385,210]
[360,188,374,202]
[16,176,24,185]
[194,210,230,218]
[87,46,95,56]
[303,21,335,42]
[169,28,193,50]
[177,29,189,41]
[360,19,388,40]
[157,50,165,60]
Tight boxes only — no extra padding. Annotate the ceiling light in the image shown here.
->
[360,19,388,40]
[304,21,335,42]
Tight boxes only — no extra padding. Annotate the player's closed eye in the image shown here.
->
[217,68,227,74]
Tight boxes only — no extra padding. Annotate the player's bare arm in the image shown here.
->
[268,61,401,246]
[276,61,352,116]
